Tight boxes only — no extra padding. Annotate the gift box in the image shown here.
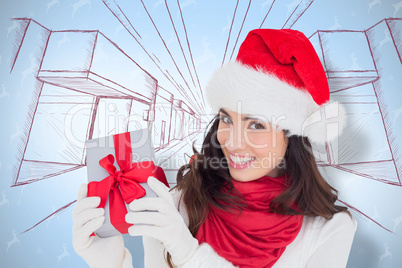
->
[85,129,168,238]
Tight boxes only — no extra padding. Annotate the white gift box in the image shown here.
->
[85,128,158,238]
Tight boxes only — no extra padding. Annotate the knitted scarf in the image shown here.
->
[195,174,303,267]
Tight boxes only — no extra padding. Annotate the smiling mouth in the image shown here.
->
[227,153,257,170]
[229,154,256,165]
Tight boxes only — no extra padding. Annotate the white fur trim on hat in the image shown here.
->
[205,61,346,145]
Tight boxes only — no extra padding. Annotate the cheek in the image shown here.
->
[217,125,229,146]
[247,132,271,148]
[275,133,288,156]
[250,133,287,159]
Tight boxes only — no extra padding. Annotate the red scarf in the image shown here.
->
[195,174,303,268]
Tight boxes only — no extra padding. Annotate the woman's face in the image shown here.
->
[216,108,288,182]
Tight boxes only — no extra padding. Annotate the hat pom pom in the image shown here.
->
[302,101,347,145]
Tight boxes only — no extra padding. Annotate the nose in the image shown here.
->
[225,123,247,150]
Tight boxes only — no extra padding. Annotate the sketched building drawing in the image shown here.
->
[2,1,402,268]
[310,18,402,190]
[7,13,402,237]
[10,18,201,187]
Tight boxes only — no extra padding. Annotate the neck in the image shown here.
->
[267,167,285,178]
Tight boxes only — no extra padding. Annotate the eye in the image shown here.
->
[249,121,265,130]
[219,115,232,124]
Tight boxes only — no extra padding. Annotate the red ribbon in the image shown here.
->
[88,132,168,234]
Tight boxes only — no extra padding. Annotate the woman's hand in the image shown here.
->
[72,183,131,268]
[126,177,199,266]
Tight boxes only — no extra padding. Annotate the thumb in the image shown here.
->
[147,176,173,205]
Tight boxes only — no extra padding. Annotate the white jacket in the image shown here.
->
[123,189,357,268]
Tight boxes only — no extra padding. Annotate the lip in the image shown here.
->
[228,155,256,169]
[229,152,253,158]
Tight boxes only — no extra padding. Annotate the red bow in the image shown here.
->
[88,132,168,234]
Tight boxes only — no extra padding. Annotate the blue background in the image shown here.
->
[1,0,402,267]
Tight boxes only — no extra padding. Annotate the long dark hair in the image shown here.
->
[166,114,348,266]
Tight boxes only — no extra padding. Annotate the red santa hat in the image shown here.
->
[205,29,346,145]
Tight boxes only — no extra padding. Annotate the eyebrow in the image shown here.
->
[219,108,264,121]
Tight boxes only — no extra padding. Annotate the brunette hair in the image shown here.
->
[166,114,348,266]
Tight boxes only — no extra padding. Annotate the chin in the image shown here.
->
[232,177,252,182]
[229,166,278,182]
[229,169,262,182]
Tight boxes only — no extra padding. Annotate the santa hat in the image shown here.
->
[205,29,346,145]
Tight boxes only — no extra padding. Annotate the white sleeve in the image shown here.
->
[143,189,236,268]
[143,237,237,268]
[180,243,238,268]
[306,214,357,268]
[143,236,169,268]
[121,248,133,268]
[142,189,184,268]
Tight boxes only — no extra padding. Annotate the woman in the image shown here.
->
[73,29,357,268]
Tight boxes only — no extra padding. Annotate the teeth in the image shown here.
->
[229,155,255,164]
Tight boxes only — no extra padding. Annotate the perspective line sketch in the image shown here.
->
[4,1,402,251]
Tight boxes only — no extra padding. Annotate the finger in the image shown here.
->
[77,183,88,201]
[128,197,173,214]
[73,216,104,250]
[73,236,95,253]
[147,177,174,206]
[128,224,163,241]
[125,211,168,227]
[73,196,101,218]
[76,216,105,241]
[73,208,105,229]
